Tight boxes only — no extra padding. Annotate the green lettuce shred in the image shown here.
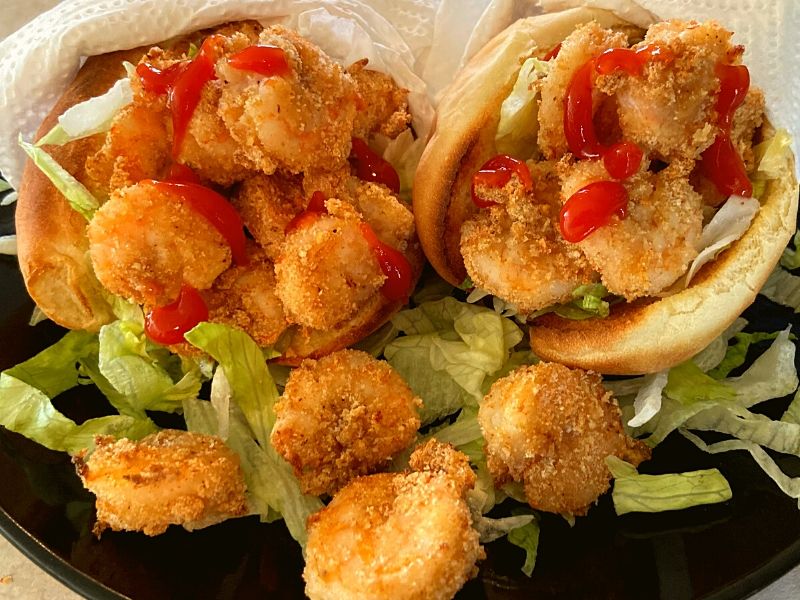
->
[755,128,792,179]
[18,136,99,220]
[495,57,549,158]
[760,267,800,311]
[507,515,540,577]
[782,230,800,270]
[531,284,611,321]
[607,457,731,515]
[708,331,786,379]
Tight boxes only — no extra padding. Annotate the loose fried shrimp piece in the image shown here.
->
[461,162,597,313]
[271,349,421,495]
[233,173,306,260]
[87,181,231,306]
[409,440,476,494]
[478,363,650,516]
[538,22,629,160]
[731,88,765,171]
[202,242,288,346]
[611,20,739,162]
[217,26,358,174]
[85,102,171,195]
[74,430,248,536]
[304,470,483,600]
[347,59,411,140]
[275,199,385,330]
[560,160,703,299]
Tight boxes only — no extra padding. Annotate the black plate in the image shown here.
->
[1,196,800,600]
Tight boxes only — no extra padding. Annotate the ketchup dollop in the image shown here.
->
[559,181,629,243]
[227,45,290,77]
[284,191,328,234]
[137,36,222,157]
[359,223,413,302]
[145,284,209,345]
[145,180,248,266]
[700,63,752,197]
[349,138,401,194]
[166,163,202,184]
[603,141,644,180]
[471,155,533,208]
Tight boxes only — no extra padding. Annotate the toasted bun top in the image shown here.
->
[412,10,799,374]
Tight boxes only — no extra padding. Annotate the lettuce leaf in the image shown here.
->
[664,361,736,405]
[782,388,800,425]
[760,267,800,311]
[496,57,549,158]
[1,191,17,206]
[18,136,99,220]
[0,179,10,193]
[755,128,792,179]
[37,77,133,146]
[627,371,669,428]
[781,230,800,270]
[708,331,786,379]
[530,284,611,321]
[607,457,731,515]
[507,516,540,577]
[0,235,16,255]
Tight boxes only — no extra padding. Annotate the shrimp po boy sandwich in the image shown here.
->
[15,19,424,363]
[413,6,798,375]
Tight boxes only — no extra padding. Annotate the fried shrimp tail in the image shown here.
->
[74,430,248,536]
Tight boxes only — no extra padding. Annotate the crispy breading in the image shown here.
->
[74,430,248,536]
[408,440,476,494]
[271,349,421,495]
[347,58,411,140]
[478,362,650,515]
[87,181,231,306]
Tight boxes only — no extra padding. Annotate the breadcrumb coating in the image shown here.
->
[347,58,412,140]
[478,362,650,515]
[271,349,421,495]
[87,181,231,307]
[74,430,248,536]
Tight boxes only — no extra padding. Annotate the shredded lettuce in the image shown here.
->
[507,516,540,577]
[471,512,534,543]
[627,371,669,428]
[708,331,786,379]
[782,388,800,425]
[1,191,17,206]
[664,361,736,405]
[530,284,611,321]
[385,297,522,424]
[725,328,797,407]
[755,128,792,179]
[495,57,549,158]
[0,235,16,255]
[28,306,49,326]
[684,195,759,287]
[0,179,10,193]
[782,230,800,270]
[760,267,800,311]
[37,77,133,147]
[184,323,322,545]
[18,136,99,220]
[607,457,731,515]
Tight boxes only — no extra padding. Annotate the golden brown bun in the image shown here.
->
[17,34,424,359]
[412,10,799,375]
[16,48,148,331]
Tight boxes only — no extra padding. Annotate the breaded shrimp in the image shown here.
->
[87,181,231,307]
[303,460,482,600]
[274,199,385,330]
[202,242,288,347]
[610,20,739,162]
[216,26,358,175]
[347,59,411,140]
[478,362,650,515]
[538,22,629,159]
[731,88,765,171]
[271,349,421,495]
[233,173,306,260]
[408,439,476,495]
[559,160,703,299]
[74,430,248,536]
[460,162,597,313]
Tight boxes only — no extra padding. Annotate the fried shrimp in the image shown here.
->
[461,163,597,313]
[303,445,482,600]
[87,181,231,307]
[74,430,248,536]
[478,362,650,515]
[217,26,358,175]
[233,173,306,260]
[275,199,385,330]
[560,160,703,299]
[271,349,421,495]
[201,242,288,347]
[538,22,629,159]
[610,20,739,163]
[347,59,412,139]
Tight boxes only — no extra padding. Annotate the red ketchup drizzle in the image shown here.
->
[145,180,248,266]
[700,63,752,197]
[359,223,413,302]
[543,43,562,61]
[559,181,628,243]
[145,284,209,345]
[349,138,401,194]
[227,45,290,76]
[471,155,533,208]
[138,36,222,158]
[284,191,328,234]
[603,141,644,180]
[166,163,202,184]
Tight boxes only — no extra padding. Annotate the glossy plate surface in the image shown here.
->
[1,200,800,599]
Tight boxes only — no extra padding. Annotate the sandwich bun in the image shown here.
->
[412,8,798,375]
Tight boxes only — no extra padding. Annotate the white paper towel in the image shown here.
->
[0,0,797,188]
